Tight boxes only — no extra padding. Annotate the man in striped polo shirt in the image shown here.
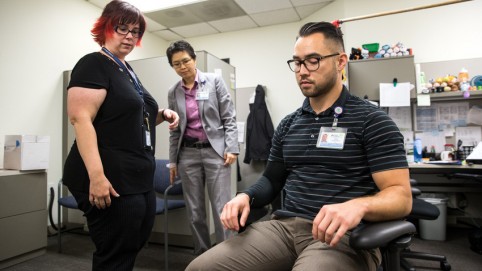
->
[186,21,412,271]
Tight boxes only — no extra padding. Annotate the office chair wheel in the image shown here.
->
[440,261,451,271]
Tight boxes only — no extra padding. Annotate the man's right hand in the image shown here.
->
[220,193,251,232]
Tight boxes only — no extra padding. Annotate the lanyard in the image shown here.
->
[332,106,343,129]
[101,48,152,150]
[101,47,144,99]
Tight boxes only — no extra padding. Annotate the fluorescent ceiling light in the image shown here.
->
[126,0,207,12]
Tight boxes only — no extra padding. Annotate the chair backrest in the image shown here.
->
[153,159,183,195]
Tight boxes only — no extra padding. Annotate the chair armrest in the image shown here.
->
[164,179,182,197]
[411,187,421,196]
[350,220,416,249]
[409,198,440,220]
[410,179,418,186]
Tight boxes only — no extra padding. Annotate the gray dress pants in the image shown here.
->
[185,216,381,271]
[178,146,233,255]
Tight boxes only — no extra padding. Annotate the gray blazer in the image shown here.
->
[168,70,239,165]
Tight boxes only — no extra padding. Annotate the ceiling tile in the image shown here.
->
[170,22,220,38]
[250,8,300,27]
[296,3,332,18]
[234,0,293,14]
[152,30,185,41]
[291,0,333,6]
[189,0,246,21]
[144,17,167,31]
[209,15,258,32]
[145,6,204,28]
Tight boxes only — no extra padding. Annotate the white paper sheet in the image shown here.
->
[379,82,411,107]
[467,142,482,160]
[415,102,469,132]
[237,122,245,143]
[388,107,412,131]
[417,94,431,106]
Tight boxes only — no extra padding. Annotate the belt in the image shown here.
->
[182,141,211,149]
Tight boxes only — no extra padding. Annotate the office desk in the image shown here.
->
[409,163,482,193]
[409,163,482,226]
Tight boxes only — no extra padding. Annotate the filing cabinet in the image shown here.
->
[0,170,47,269]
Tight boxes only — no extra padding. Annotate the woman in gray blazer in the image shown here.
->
[166,40,239,255]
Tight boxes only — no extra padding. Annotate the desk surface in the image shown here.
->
[409,163,482,174]
[0,169,46,177]
[409,163,482,193]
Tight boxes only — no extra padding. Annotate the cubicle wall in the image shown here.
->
[420,57,482,81]
[235,86,267,192]
[347,56,417,101]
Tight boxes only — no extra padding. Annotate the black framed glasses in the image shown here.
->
[172,58,193,69]
[114,25,141,38]
[287,53,340,72]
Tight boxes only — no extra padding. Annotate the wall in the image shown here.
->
[342,0,482,64]
[0,0,169,194]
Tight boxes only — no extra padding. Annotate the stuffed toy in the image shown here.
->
[375,42,410,58]
[361,48,369,59]
[349,47,363,60]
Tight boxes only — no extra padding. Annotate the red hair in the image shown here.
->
[91,0,146,47]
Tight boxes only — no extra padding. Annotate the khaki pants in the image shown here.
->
[186,216,381,271]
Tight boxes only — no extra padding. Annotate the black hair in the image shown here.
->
[166,40,197,66]
[297,22,345,52]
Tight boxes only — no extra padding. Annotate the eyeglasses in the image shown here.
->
[114,25,141,38]
[172,58,193,69]
[287,53,340,72]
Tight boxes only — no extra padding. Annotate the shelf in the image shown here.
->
[418,90,482,102]
[348,55,414,63]
[411,90,482,102]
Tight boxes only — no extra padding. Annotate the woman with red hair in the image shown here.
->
[63,1,179,270]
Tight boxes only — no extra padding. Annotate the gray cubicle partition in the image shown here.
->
[419,57,482,81]
[347,55,417,101]
[235,86,267,192]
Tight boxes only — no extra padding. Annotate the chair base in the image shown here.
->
[401,249,451,271]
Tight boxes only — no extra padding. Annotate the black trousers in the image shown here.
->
[70,189,156,271]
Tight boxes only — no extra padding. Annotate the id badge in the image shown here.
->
[316,127,347,149]
[145,130,152,148]
[196,90,209,100]
[143,115,152,150]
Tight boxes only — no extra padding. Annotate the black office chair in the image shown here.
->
[153,159,186,271]
[240,194,417,271]
[351,220,416,271]
[399,179,451,271]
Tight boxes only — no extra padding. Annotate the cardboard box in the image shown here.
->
[3,135,50,170]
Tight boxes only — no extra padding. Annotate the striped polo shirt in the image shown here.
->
[270,86,408,219]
